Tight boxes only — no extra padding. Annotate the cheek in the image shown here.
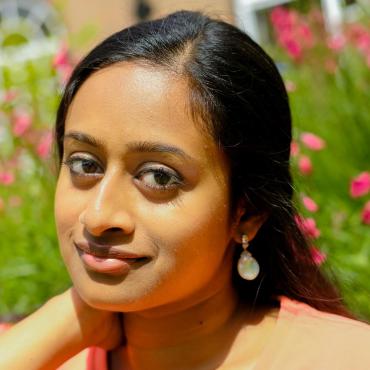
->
[139,187,232,281]
[142,200,232,307]
[141,188,229,240]
[54,175,83,256]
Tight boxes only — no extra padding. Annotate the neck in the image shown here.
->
[120,281,247,370]
[124,281,240,348]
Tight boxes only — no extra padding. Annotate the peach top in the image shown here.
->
[85,296,370,370]
[1,296,370,369]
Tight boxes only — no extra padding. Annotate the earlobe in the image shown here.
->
[232,210,268,244]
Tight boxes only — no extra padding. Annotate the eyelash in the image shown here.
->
[62,157,102,178]
[61,156,184,191]
[136,167,183,191]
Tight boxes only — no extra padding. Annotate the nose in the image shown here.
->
[79,171,135,237]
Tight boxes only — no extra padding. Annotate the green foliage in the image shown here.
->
[0,51,71,319]
[286,54,370,319]
[269,6,370,320]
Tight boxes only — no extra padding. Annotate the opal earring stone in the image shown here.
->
[237,234,260,281]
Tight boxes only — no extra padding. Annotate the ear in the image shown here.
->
[231,201,268,244]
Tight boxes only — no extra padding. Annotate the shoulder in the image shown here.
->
[279,295,370,337]
[256,296,370,369]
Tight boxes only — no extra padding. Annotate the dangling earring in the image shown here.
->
[237,234,260,280]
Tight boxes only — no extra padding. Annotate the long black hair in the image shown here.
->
[55,10,352,318]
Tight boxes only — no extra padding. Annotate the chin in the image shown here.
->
[70,275,155,312]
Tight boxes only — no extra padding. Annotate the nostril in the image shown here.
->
[109,227,122,232]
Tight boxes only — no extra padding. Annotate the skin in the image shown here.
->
[54,62,278,370]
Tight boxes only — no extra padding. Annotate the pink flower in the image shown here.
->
[12,112,32,137]
[361,201,370,225]
[310,247,326,265]
[53,43,73,85]
[53,43,69,69]
[298,155,313,175]
[350,172,370,198]
[270,7,315,61]
[297,24,314,48]
[285,80,296,92]
[37,131,53,159]
[290,140,300,157]
[3,90,17,103]
[282,37,302,60]
[295,215,321,239]
[327,35,346,51]
[348,24,370,56]
[356,32,370,53]
[302,195,319,213]
[300,132,326,150]
[0,171,15,185]
[270,7,293,30]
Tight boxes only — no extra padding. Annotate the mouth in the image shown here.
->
[74,241,150,275]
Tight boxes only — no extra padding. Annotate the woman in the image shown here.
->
[1,10,369,370]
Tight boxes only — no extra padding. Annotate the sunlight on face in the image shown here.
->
[54,63,237,313]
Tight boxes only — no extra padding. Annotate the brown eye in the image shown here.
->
[62,156,103,177]
[136,166,183,191]
[80,159,99,174]
[153,171,172,186]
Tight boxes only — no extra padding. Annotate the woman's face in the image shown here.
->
[55,62,238,312]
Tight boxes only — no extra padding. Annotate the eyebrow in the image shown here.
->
[63,131,102,147]
[63,131,195,162]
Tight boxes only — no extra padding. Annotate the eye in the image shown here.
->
[135,166,183,191]
[62,156,103,177]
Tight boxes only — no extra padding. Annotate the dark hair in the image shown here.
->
[55,10,353,318]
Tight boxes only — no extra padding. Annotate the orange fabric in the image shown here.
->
[2,296,370,369]
[0,322,12,334]
[86,296,370,369]
[254,296,370,369]
[86,346,108,370]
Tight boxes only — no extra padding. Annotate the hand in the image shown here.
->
[0,286,125,370]
[55,286,125,351]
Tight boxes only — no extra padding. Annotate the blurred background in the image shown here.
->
[0,0,369,321]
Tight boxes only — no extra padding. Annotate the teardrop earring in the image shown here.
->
[237,234,260,280]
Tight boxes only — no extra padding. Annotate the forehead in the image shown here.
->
[65,62,228,173]
[66,63,201,145]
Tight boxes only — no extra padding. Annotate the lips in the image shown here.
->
[74,240,151,275]
[74,241,149,260]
